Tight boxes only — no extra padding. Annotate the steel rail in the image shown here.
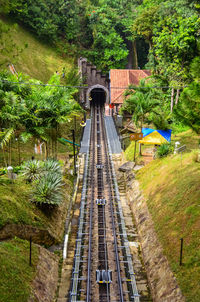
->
[70,102,140,302]
[97,105,110,302]
[70,111,91,301]
[104,118,140,302]
[86,105,96,302]
[100,109,125,302]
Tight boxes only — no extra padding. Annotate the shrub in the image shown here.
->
[156,143,174,158]
[33,172,63,205]
[0,168,7,176]
[13,166,22,174]
[42,158,62,176]
[21,158,64,205]
[21,160,42,182]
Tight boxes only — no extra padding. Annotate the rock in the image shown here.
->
[28,246,59,302]
[118,161,135,172]
[196,152,200,162]
[133,165,144,171]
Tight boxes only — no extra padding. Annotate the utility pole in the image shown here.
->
[72,130,76,175]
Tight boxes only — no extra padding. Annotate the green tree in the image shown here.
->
[0,84,28,165]
[121,79,163,130]
[174,82,200,134]
[23,74,81,159]
[174,55,200,134]
[0,72,82,164]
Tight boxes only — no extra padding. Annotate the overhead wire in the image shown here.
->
[0,79,188,90]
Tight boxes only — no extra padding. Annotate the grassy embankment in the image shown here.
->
[0,237,39,302]
[0,174,73,240]
[0,16,74,82]
[0,15,75,235]
[125,130,200,302]
[0,17,77,299]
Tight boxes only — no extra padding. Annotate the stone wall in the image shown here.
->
[78,57,110,108]
[28,246,59,302]
[0,224,57,246]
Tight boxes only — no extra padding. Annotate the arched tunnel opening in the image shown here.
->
[90,88,106,107]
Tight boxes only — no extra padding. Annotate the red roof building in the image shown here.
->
[110,69,151,105]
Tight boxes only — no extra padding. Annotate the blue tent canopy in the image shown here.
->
[140,128,172,145]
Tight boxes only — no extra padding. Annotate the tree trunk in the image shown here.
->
[171,88,175,113]
[74,116,76,134]
[2,146,7,167]
[9,139,12,166]
[125,39,134,69]
[17,138,21,165]
[133,40,138,69]
[51,135,54,158]
[175,89,180,105]
[139,143,142,156]
[55,124,58,160]
[44,141,48,160]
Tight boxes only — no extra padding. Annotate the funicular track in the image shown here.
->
[70,103,140,302]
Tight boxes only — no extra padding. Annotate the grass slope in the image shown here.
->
[0,174,73,244]
[136,151,200,302]
[0,176,47,229]
[0,237,39,302]
[0,16,73,82]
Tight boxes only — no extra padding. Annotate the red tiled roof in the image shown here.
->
[110,69,151,104]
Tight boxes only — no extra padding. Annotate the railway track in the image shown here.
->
[69,103,139,302]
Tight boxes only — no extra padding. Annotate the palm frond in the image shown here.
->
[0,128,14,148]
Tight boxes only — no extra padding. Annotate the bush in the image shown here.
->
[33,172,63,205]
[13,165,22,174]
[21,160,42,182]
[42,158,62,176]
[0,168,7,176]
[156,143,174,158]
[21,158,64,205]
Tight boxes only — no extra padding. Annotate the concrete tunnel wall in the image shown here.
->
[86,84,109,109]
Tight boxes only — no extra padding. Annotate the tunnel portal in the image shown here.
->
[90,88,106,107]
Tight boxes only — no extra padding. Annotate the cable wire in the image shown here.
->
[0,79,188,90]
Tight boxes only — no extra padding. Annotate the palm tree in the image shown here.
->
[26,74,82,159]
[121,79,161,130]
[0,91,26,165]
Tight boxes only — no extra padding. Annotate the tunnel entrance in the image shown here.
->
[90,88,106,107]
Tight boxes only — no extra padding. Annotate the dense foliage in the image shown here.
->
[1,0,200,135]
[132,0,200,84]
[0,0,199,75]
[0,71,82,165]
[0,0,149,72]
[174,57,200,134]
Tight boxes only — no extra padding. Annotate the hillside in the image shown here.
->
[0,175,73,244]
[0,16,74,82]
[126,136,200,301]
[0,238,39,302]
